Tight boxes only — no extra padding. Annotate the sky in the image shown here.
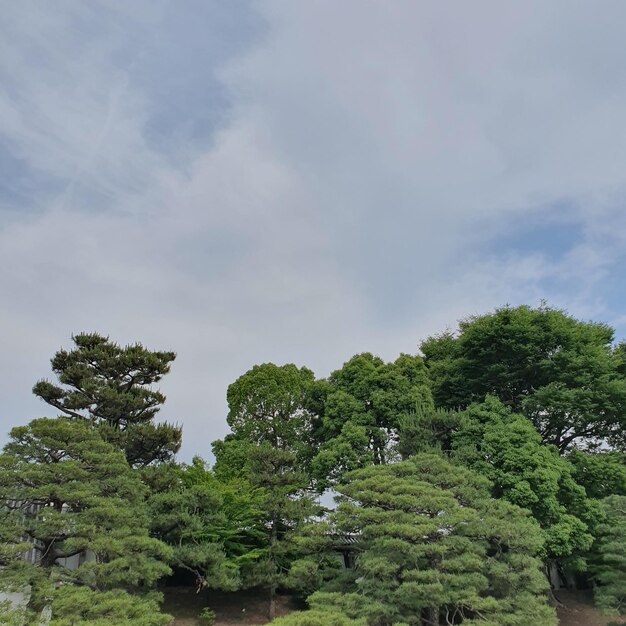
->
[2,1,626,460]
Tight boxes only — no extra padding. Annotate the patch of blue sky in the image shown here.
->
[0,141,64,213]
[487,210,584,264]
[128,1,265,164]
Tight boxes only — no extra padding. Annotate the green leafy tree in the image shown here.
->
[591,495,626,615]
[246,443,320,621]
[421,305,626,452]
[149,456,265,593]
[312,353,432,486]
[452,396,595,564]
[226,363,316,460]
[568,451,626,499]
[0,418,171,622]
[312,454,556,626]
[32,333,180,467]
[217,364,325,618]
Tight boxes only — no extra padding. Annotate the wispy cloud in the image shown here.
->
[2,1,626,456]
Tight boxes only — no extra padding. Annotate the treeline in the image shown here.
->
[1,305,625,626]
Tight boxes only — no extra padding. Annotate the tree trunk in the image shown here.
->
[422,605,438,625]
[269,583,276,622]
[269,515,278,621]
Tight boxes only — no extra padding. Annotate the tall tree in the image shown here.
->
[311,353,432,486]
[451,397,595,566]
[0,418,172,623]
[421,305,626,452]
[246,444,319,621]
[218,362,322,619]
[226,363,316,463]
[32,333,181,467]
[303,454,555,626]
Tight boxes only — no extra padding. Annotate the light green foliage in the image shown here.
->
[0,418,171,616]
[0,602,31,626]
[211,436,254,482]
[421,305,626,452]
[226,363,316,462]
[320,454,555,626]
[569,451,626,499]
[32,333,180,467]
[149,456,265,591]
[198,606,217,625]
[312,353,432,486]
[591,495,626,614]
[49,587,171,626]
[452,396,595,561]
[269,609,365,626]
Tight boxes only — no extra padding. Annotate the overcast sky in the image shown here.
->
[3,1,626,459]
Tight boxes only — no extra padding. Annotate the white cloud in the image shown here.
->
[2,1,626,456]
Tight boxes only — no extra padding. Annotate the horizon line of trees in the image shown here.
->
[1,303,625,626]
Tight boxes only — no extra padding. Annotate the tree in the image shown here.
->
[590,495,626,615]
[245,443,320,621]
[311,353,432,486]
[0,418,171,622]
[218,364,325,618]
[149,456,265,594]
[310,454,556,626]
[226,363,316,465]
[32,333,180,467]
[421,305,626,452]
[451,396,595,565]
[568,451,626,500]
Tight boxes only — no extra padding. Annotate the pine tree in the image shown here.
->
[591,495,626,614]
[32,333,180,467]
[0,418,172,623]
[310,454,556,626]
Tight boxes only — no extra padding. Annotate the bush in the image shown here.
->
[199,607,217,626]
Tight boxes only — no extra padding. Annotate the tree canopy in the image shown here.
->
[299,454,556,626]
[0,417,171,624]
[421,305,626,452]
[311,353,432,486]
[32,333,181,466]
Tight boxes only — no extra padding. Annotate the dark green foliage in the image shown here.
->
[568,451,626,499]
[396,402,461,459]
[311,353,432,486]
[0,418,171,619]
[32,333,180,466]
[218,363,325,618]
[591,495,626,614]
[149,456,265,592]
[452,396,595,561]
[421,305,626,452]
[316,454,555,626]
[245,443,320,620]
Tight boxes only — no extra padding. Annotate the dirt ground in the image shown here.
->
[555,590,625,626]
[162,587,299,626]
[164,587,625,626]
